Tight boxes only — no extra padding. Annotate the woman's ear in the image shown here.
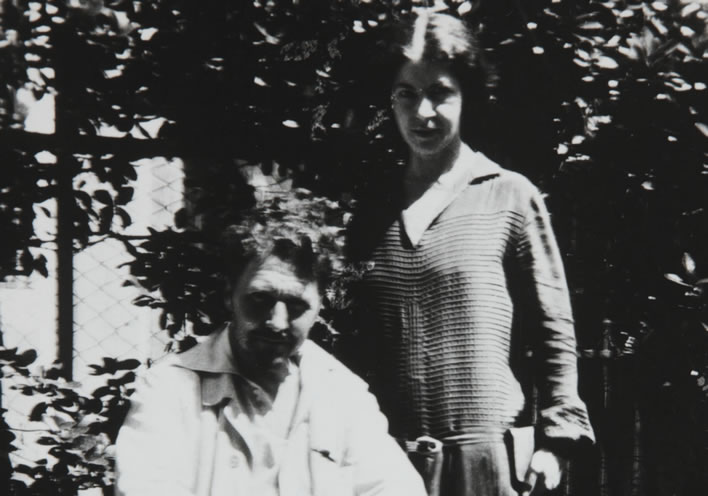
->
[224,280,234,311]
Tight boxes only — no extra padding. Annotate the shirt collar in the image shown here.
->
[465,148,501,183]
[173,326,307,408]
[172,327,237,406]
[401,146,501,246]
[435,147,473,191]
[176,325,237,374]
[439,145,500,188]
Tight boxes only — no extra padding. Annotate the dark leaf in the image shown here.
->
[79,397,103,414]
[94,189,113,206]
[75,190,92,210]
[116,207,132,227]
[54,396,78,409]
[0,428,17,443]
[34,254,49,277]
[20,248,33,273]
[115,358,141,370]
[108,371,135,386]
[29,402,49,422]
[176,335,198,352]
[159,310,167,330]
[36,436,58,445]
[16,349,38,367]
[44,366,64,380]
[0,347,19,360]
[92,385,114,398]
[125,165,138,181]
[51,460,69,476]
[174,208,188,229]
[132,294,154,307]
[13,464,35,475]
[98,206,114,234]
[116,186,134,205]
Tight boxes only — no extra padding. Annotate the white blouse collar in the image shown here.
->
[400,146,499,246]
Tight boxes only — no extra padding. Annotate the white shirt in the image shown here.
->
[237,362,302,496]
[115,327,428,496]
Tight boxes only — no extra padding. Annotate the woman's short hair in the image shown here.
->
[394,11,480,80]
[372,9,494,140]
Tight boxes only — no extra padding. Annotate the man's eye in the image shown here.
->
[285,299,310,318]
[247,292,275,310]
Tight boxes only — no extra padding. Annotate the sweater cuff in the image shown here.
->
[537,402,596,456]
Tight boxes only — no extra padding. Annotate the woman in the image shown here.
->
[348,10,594,496]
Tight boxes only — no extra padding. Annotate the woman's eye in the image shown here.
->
[428,86,454,101]
[392,88,418,102]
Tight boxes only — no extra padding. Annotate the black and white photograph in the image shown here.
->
[0,1,706,495]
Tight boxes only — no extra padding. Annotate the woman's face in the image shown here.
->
[391,59,463,159]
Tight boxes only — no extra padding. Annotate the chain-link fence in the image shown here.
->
[72,157,183,382]
[0,156,184,473]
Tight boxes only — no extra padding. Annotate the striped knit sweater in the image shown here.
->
[357,156,594,446]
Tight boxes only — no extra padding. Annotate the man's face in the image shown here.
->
[228,254,321,374]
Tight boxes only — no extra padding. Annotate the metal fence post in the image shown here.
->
[56,150,74,381]
[54,17,74,381]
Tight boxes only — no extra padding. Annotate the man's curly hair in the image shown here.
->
[220,188,349,293]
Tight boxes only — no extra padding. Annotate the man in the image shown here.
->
[115,237,426,496]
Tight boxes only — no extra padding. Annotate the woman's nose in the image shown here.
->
[266,301,289,331]
[416,97,436,119]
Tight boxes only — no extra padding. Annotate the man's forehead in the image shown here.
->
[244,255,314,290]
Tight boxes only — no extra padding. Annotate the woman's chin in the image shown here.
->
[410,141,451,158]
[405,132,462,157]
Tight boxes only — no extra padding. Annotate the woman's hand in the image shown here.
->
[522,449,562,495]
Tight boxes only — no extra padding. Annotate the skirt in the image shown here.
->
[440,441,517,496]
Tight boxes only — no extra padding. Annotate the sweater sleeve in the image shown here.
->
[515,187,595,448]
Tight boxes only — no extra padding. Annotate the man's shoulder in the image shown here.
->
[299,340,354,375]
[136,354,202,392]
[300,341,368,390]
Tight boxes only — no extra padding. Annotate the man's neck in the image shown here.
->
[236,351,291,401]
[255,362,291,400]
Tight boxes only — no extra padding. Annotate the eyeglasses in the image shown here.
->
[390,84,461,108]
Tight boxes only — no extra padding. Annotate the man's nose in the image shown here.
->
[266,301,289,331]
[416,97,436,119]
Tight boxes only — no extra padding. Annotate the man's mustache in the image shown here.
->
[250,328,295,344]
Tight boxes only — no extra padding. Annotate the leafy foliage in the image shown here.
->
[1,347,138,495]
[227,188,350,275]
[124,186,352,351]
